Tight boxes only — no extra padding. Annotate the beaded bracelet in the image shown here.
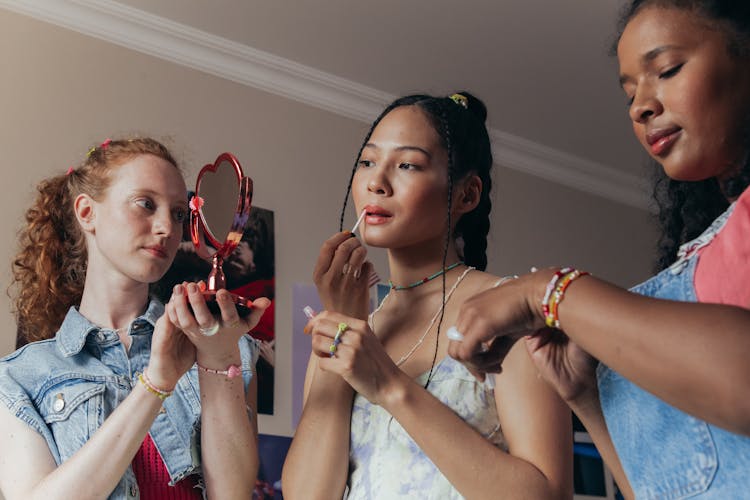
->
[138,370,173,401]
[541,267,572,321]
[543,268,590,329]
[197,363,242,379]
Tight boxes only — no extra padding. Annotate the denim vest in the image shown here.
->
[597,202,750,499]
[0,300,258,500]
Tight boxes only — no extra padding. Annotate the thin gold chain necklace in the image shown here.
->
[370,266,474,367]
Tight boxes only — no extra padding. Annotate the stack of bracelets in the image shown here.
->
[541,268,590,329]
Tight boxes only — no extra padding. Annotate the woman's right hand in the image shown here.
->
[448,269,599,406]
[147,308,197,392]
[312,231,373,319]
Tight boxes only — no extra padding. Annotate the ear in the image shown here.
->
[453,174,482,216]
[74,194,96,233]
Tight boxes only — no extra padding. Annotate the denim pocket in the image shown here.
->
[40,380,106,462]
[599,367,718,499]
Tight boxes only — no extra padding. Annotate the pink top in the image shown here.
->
[695,187,750,308]
[132,434,201,500]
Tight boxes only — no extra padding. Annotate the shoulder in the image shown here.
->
[457,269,516,296]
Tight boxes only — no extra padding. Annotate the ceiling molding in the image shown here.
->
[1,0,651,210]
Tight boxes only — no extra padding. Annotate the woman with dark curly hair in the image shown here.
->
[449,2,750,498]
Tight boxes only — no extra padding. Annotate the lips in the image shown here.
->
[646,126,682,156]
[363,204,392,225]
[143,245,168,259]
[363,204,392,217]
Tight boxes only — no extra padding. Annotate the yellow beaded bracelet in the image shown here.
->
[138,371,173,401]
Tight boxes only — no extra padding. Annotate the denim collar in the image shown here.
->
[56,299,164,357]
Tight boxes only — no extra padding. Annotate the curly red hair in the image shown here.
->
[11,137,180,346]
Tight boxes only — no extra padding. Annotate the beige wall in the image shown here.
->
[0,10,657,439]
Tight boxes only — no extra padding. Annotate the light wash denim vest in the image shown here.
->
[0,300,258,500]
[597,201,750,499]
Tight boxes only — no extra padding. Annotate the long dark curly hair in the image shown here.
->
[615,0,750,271]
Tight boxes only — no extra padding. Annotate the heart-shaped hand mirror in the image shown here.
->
[190,152,254,318]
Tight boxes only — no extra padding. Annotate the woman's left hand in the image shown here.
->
[166,282,271,367]
[305,310,403,405]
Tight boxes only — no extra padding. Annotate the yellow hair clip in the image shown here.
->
[86,146,96,157]
[449,93,468,109]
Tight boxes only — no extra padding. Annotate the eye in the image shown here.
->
[659,63,684,79]
[398,162,418,170]
[357,159,374,168]
[135,198,155,210]
[173,208,188,223]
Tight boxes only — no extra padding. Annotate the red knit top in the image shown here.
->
[131,434,201,500]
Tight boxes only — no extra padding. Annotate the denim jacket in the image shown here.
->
[598,202,750,499]
[0,300,259,500]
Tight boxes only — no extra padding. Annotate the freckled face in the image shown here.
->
[352,105,451,250]
[618,7,750,181]
[88,154,188,284]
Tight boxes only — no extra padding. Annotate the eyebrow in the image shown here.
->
[363,142,432,159]
[135,188,189,208]
[619,45,678,87]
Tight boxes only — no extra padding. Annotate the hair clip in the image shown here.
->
[100,138,112,149]
[448,93,468,109]
[66,166,74,176]
[189,195,204,212]
[86,147,96,157]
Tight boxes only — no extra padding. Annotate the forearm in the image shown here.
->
[569,392,633,500]
[282,367,353,500]
[559,276,750,434]
[199,357,257,499]
[27,383,162,500]
[383,373,565,500]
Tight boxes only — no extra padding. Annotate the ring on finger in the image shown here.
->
[199,321,220,336]
[329,322,348,357]
[342,263,350,275]
[223,318,242,329]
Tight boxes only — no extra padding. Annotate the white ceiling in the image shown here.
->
[1,0,652,208]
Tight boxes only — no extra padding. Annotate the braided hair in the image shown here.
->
[339,92,493,386]
[614,0,750,270]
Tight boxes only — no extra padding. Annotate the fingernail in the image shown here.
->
[187,283,197,293]
[174,284,183,294]
[353,267,362,279]
[342,263,350,275]
[446,326,464,342]
[198,281,206,292]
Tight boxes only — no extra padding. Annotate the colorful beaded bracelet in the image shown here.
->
[138,370,173,401]
[543,268,590,329]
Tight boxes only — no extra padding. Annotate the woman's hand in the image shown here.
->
[524,329,599,406]
[313,232,373,319]
[448,270,599,404]
[305,310,403,405]
[166,282,271,368]
[148,310,197,392]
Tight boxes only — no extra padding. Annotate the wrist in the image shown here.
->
[379,370,411,410]
[143,364,178,393]
[196,350,241,371]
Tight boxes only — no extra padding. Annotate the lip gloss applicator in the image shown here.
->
[351,208,366,235]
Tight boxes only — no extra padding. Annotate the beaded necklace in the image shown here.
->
[388,261,463,290]
[371,266,474,367]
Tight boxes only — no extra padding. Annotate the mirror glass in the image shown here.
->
[198,159,241,247]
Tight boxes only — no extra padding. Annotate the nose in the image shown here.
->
[366,166,392,196]
[629,87,663,124]
[153,209,175,238]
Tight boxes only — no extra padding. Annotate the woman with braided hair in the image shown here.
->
[282,93,572,499]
